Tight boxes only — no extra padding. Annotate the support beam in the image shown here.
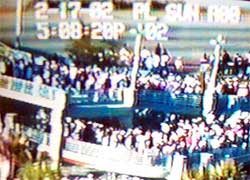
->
[202,35,225,117]
[15,0,23,48]
[130,32,142,90]
[49,109,63,169]
[128,24,143,106]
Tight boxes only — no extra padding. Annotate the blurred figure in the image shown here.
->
[174,57,184,72]
[221,49,231,74]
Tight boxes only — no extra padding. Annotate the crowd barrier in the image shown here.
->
[66,88,249,117]
[63,138,153,166]
[68,89,204,110]
[210,147,250,163]
[137,90,202,115]
[62,138,167,178]
[0,75,66,111]
[215,94,250,115]
[0,75,57,101]
[156,147,250,172]
[68,89,124,106]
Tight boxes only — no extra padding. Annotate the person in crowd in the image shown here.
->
[5,56,14,76]
[221,49,231,74]
[200,53,210,73]
[35,108,49,132]
[79,122,97,143]
[24,62,33,81]
[13,59,25,79]
[119,43,133,66]
[174,56,184,72]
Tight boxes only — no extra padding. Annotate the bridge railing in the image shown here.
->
[67,89,124,106]
[63,138,154,166]
[0,75,65,110]
[156,147,250,171]
[137,90,202,114]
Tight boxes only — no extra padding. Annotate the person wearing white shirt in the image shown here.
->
[140,47,151,61]
[237,82,249,97]
[152,53,161,70]
[144,55,154,71]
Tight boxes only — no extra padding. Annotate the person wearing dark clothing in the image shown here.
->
[104,75,112,91]
[224,84,236,95]
[79,123,97,143]
[13,60,25,79]
[24,62,33,81]
[221,50,231,74]
[235,55,247,76]
[5,59,13,76]
[155,43,162,56]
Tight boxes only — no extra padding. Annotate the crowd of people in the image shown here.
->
[0,45,250,97]
[0,52,131,95]
[137,72,203,94]
[136,44,203,93]
[63,109,250,165]
[216,76,250,96]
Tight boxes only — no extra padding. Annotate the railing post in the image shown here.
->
[168,153,186,180]
[15,0,23,48]
[123,88,136,107]
[199,153,213,173]
[129,24,143,107]
[49,109,63,169]
[49,90,66,169]
[203,35,225,117]
[0,155,10,180]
